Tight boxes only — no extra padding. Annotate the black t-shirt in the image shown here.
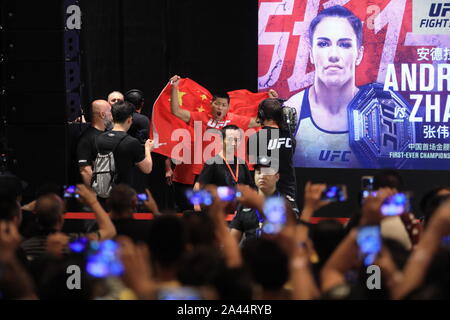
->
[77,126,103,167]
[113,218,153,243]
[229,206,260,245]
[128,112,150,144]
[229,190,297,245]
[198,155,254,187]
[95,131,145,186]
[247,126,297,199]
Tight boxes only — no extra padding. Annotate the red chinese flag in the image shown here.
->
[150,78,212,160]
[228,89,269,118]
[150,79,269,161]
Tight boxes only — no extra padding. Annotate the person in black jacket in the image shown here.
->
[198,125,254,188]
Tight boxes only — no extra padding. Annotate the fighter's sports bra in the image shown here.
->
[293,88,361,168]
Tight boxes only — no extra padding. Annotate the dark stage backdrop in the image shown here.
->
[3,0,447,215]
[78,0,449,217]
[79,0,259,119]
[78,0,260,211]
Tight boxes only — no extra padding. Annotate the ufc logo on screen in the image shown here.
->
[268,138,292,149]
[429,3,450,17]
[319,150,351,162]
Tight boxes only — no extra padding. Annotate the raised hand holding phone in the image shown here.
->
[301,182,331,220]
[75,184,98,207]
[142,189,160,215]
[360,188,395,226]
[356,225,382,266]
[118,236,155,299]
[236,184,265,212]
[320,185,347,202]
[262,197,287,235]
[380,193,410,216]
[63,185,79,199]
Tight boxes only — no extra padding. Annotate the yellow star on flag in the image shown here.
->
[197,106,205,113]
[178,91,187,106]
[200,94,208,101]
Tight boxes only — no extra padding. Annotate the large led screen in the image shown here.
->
[258,0,450,169]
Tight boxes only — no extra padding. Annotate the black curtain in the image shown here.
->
[77,0,450,216]
[80,0,257,118]
[79,0,258,210]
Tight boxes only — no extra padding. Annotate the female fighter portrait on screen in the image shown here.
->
[284,5,414,169]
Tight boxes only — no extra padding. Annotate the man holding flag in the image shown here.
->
[151,75,277,211]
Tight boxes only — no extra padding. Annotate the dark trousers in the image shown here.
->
[173,181,194,212]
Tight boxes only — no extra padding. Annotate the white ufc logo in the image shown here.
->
[268,138,292,150]
[207,119,231,129]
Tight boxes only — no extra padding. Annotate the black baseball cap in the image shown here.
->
[254,156,279,173]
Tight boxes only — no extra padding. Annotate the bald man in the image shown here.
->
[108,91,124,105]
[20,187,116,261]
[77,100,113,186]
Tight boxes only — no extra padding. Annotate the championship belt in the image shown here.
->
[348,83,416,169]
[281,106,298,136]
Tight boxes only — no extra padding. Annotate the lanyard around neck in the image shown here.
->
[220,154,239,183]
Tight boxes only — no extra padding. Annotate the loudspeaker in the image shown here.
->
[0,1,82,123]
[1,92,69,124]
[1,0,65,30]
[1,61,68,92]
[6,124,68,199]
[2,31,79,61]
[0,0,83,201]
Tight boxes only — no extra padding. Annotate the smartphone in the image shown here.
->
[361,176,374,191]
[262,197,287,235]
[63,185,79,198]
[361,190,377,200]
[157,287,203,300]
[442,236,450,248]
[185,190,213,206]
[86,240,124,278]
[380,193,410,216]
[68,237,89,253]
[356,225,382,266]
[136,193,148,204]
[321,185,347,202]
[216,186,241,202]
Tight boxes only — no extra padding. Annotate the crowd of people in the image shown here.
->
[0,4,449,301]
[1,164,450,299]
[0,79,450,300]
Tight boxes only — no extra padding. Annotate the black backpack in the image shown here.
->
[91,134,127,198]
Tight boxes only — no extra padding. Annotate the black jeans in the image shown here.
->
[173,181,194,212]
